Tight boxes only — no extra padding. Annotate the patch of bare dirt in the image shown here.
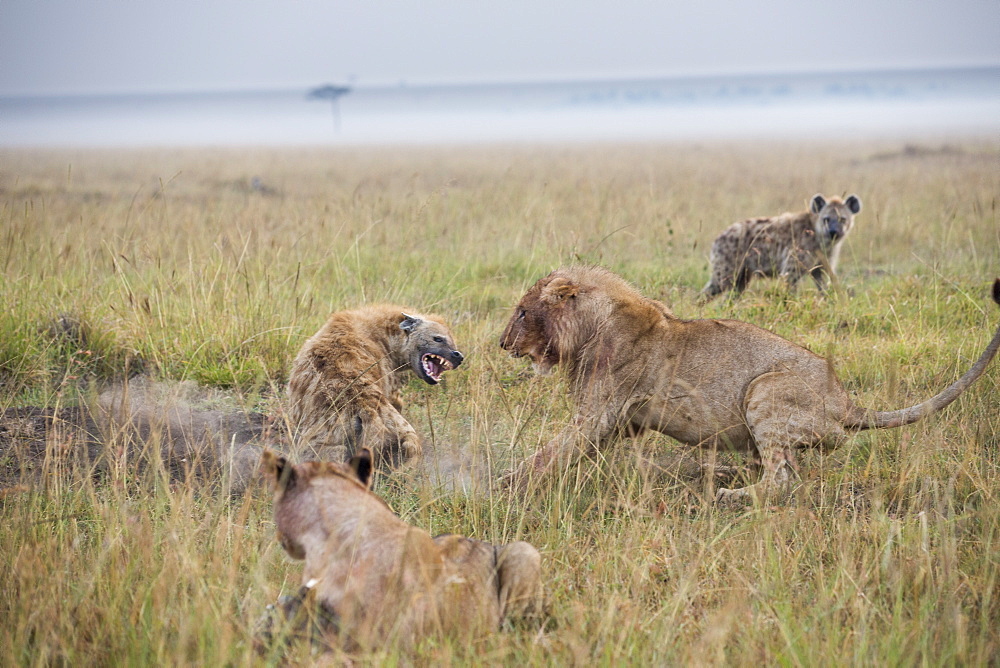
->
[0,376,284,495]
[0,405,101,489]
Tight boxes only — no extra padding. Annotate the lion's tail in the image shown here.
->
[845,278,1000,431]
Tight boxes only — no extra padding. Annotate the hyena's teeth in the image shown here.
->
[421,353,456,382]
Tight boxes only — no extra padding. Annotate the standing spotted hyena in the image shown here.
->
[703,193,862,298]
[287,305,463,467]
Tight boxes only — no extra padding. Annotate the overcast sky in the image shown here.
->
[2,0,998,96]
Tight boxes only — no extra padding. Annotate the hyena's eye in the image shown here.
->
[433,336,445,343]
[518,309,526,320]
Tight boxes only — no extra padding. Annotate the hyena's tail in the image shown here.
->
[845,279,1000,431]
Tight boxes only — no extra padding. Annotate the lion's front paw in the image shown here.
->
[499,459,540,493]
[701,463,745,488]
[714,486,751,507]
[499,466,525,492]
[500,449,559,493]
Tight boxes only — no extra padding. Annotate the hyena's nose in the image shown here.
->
[450,350,464,366]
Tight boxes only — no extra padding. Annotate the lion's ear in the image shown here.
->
[400,313,422,333]
[541,276,579,304]
[261,449,296,491]
[349,448,374,488]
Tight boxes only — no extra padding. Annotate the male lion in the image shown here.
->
[288,305,463,466]
[500,266,1000,503]
[259,449,543,651]
[703,193,862,298]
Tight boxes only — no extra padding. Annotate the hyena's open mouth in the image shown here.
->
[420,353,454,384]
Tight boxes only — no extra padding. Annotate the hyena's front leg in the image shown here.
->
[365,403,422,468]
[810,245,840,294]
[810,265,831,293]
[778,252,810,291]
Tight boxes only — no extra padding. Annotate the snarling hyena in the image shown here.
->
[703,194,862,298]
[287,305,463,467]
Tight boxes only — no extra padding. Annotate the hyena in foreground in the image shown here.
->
[703,193,862,298]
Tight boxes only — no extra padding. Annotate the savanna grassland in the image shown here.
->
[1,139,999,665]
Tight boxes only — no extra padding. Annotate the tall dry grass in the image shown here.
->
[1,139,998,664]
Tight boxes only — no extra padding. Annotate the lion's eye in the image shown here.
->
[433,336,445,343]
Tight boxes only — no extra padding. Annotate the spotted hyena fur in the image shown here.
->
[703,194,862,298]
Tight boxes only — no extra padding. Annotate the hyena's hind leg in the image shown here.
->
[702,241,730,298]
[290,408,357,463]
[702,278,725,299]
[703,264,749,299]
[703,257,740,298]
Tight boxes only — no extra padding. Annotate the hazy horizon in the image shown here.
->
[2,66,997,147]
[2,63,998,101]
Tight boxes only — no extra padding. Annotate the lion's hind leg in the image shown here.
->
[495,541,543,623]
[716,370,840,505]
[701,456,761,497]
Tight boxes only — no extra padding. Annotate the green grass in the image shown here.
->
[1,139,999,664]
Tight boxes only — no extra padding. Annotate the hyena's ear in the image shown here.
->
[810,194,827,214]
[348,448,374,489]
[541,276,579,305]
[400,313,423,334]
[845,194,862,214]
[261,449,296,491]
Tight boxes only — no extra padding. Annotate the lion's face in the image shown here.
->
[399,315,464,385]
[499,273,579,375]
[810,194,862,245]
